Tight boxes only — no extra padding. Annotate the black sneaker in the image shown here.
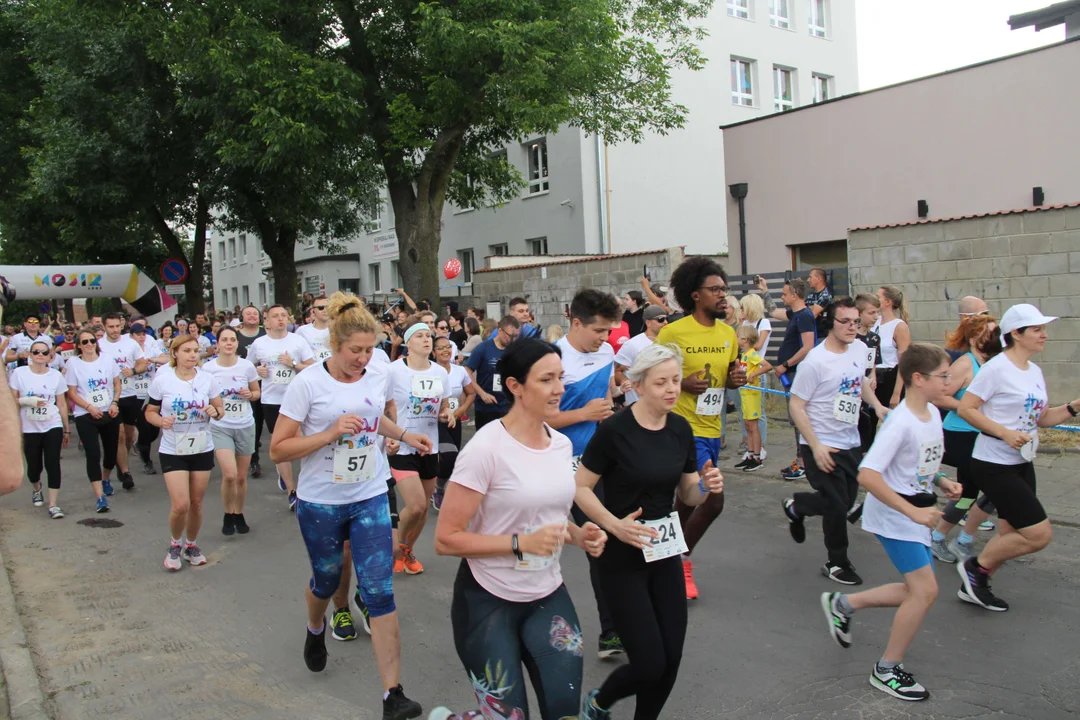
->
[598,631,624,659]
[957,559,1009,612]
[821,562,863,586]
[222,513,236,536]
[234,513,250,534]
[820,592,852,649]
[142,459,157,475]
[250,460,262,478]
[352,591,372,635]
[783,499,805,543]
[120,472,135,490]
[734,454,751,470]
[847,500,863,524]
[303,623,328,672]
[870,663,929,701]
[742,457,763,472]
[382,684,422,720]
[331,607,357,641]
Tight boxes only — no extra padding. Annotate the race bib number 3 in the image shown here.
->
[832,394,860,424]
[223,398,250,420]
[696,387,724,416]
[333,443,377,484]
[175,431,208,456]
[916,439,944,483]
[411,375,443,398]
[447,397,460,413]
[641,512,689,563]
[271,366,294,384]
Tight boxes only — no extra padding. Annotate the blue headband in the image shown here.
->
[403,323,431,344]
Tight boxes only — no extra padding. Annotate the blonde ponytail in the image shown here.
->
[327,292,376,351]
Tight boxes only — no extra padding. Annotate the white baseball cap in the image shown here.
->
[999,303,1057,342]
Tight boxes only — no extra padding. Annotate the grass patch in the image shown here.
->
[1040,425,1080,450]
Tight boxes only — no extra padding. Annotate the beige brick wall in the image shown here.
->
[848,205,1080,400]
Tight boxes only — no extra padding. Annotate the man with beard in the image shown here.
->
[655,257,747,600]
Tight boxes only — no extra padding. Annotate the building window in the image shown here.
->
[773,66,795,111]
[369,263,382,293]
[242,285,250,306]
[218,242,226,269]
[730,58,754,107]
[231,287,239,307]
[239,234,247,264]
[490,243,509,256]
[458,249,474,284]
[221,289,229,308]
[390,260,401,290]
[808,0,827,37]
[525,139,549,195]
[812,73,833,103]
[528,237,549,255]
[727,0,750,19]
[368,199,383,233]
[227,237,236,266]
[258,282,267,306]
[769,0,790,28]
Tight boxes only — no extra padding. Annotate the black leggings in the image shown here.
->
[595,556,687,719]
[136,401,159,462]
[24,428,64,489]
[436,421,463,490]
[941,429,996,524]
[74,414,121,482]
[252,399,264,455]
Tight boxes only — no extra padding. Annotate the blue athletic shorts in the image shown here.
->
[693,436,721,473]
[876,535,934,574]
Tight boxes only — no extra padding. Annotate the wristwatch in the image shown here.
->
[1068,402,1078,417]
[512,534,523,561]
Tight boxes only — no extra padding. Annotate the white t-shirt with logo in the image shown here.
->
[10,366,67,433]
[389,359,451,456]
[968,353,1049,466]
[202,357,260,429]
[790,339,868,451]
[98,335,146,400]
[613,332,654,405]
[443,363,472,414]
[279,360,393,505]
[859,401,944,545]
[296,324,334,363]
[64,356,120,418]
[247,333,315,405]
[148,368,223,455]
[8,332,53,372]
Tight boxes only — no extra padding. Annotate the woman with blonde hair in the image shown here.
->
[480,317,497,340]
[875,286,911,409]
[545,324,565,344]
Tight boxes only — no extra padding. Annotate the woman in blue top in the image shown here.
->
[930,315,1001,564]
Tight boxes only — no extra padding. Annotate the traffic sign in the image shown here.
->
[39,302,51,314]
[160,258,188,284]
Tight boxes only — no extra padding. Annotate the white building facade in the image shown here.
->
[211,0,858,306]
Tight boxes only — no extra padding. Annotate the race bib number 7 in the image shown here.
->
[175,431,208,456]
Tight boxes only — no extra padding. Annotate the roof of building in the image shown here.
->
[720,37,1079,131]
[475,248,676,273]
[1009,1,1080,31]
[849,201,1080,232]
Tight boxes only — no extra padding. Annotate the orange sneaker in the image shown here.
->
[683,557,699,600]
[393,544,406,573]
[402,544,424,575]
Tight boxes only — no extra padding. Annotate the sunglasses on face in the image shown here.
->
[653,316,668,323]
[30,349,49,356]
[25,320,40,325]
[79,339,96,346]
[313,305,328,311]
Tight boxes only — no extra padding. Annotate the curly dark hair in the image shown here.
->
[670,257,727,314]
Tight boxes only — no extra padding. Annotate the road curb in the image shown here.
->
[0,547,50,720]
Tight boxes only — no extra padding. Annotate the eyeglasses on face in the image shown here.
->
[698,285,727,296]
[926,372,952,381]
[25,320,40,325]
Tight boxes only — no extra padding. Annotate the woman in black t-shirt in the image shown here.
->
[574,343,723,720]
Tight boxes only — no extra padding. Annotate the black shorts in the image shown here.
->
[969,458,1045,530]
[263,403,281,433]
[943,429,978,500]
[159,451,215,474]
[117,396,143,426]
[389,452,439,480]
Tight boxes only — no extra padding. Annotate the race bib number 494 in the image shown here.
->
[696,387,724,416]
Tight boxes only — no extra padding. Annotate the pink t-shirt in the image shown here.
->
[450,420,577,602]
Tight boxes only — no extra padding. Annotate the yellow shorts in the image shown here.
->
[740,387,763,420]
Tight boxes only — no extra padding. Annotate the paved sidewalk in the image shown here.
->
[0,432,1078,719]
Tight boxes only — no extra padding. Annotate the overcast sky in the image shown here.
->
[856,0,1066,90]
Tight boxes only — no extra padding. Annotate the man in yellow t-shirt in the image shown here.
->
[654,257,746,600]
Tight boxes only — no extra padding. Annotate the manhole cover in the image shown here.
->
[76,518,124,529]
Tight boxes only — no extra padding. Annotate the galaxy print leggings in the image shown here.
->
[295,493,396,618]
[450,559,583,720]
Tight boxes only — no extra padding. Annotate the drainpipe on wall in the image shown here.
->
[595,135,609,254]
[729,182,749,275]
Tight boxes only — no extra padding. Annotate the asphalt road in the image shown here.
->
[0,436,1078,720]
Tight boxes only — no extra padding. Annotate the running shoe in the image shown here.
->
[182,543,207,566]
[250,459,262,478]
[957,558,1009,611]
[580,689,612,720]
[142,459,157,475]
[48,506,64,519]
[958,515,995,532]
[351,590,372,635]
[234,513,250,534]
[734,454,751,470]
[278,474,287,492]
[401,545,424,575]
[102,478,114,496]
[304,622,328,672]
[783,499,806,544]
[120,472,135,490]
[426,709,482,720]
[683,557,699,600]
[164,543,183,571]
[430,488,444,512]
[760,448,768,460]
[32,488,44,507]
[598,631,624,659]
[742,457,763,472]
[820,592,852,649]
[946,538,972,562]
[382,684,422,720]
[288,490,298,512]
[870,663,929,701]
[931,538,957,564]
[331,607,357,641]
[821,562,862,586]
[394,553,406,573]
[847,500,863,524]
[95,496,110,514]
[222,513,236,536]
[781,462,806,481]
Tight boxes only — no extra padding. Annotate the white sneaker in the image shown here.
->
[48,506,64,519]
[760,448,768,461]
[182,543,208,566]
[164,544,183,571]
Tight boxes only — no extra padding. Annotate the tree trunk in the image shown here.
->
[63,298,74,324]
[110,297,124,313]
[395,205,442,315]
[186,194,209,314]
[265,226,298,311]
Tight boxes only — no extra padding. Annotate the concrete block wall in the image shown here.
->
[470,247,690,330]
[848,205,1080,400]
